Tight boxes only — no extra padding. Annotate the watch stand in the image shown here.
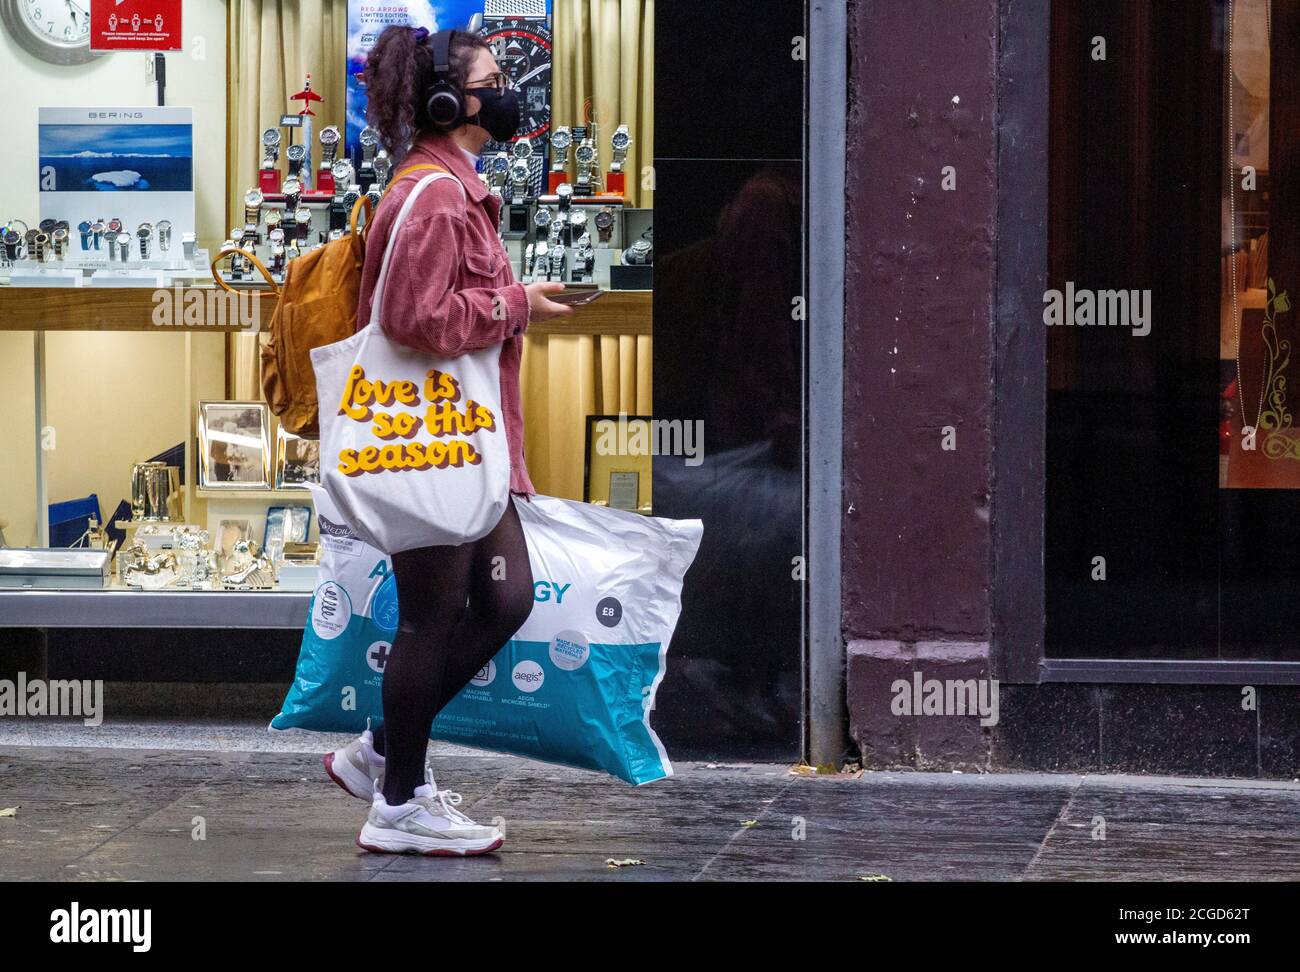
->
[8,266,83,287]
[90,269,167,288]
[609,264,652,290]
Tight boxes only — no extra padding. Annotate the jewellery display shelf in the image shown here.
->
[0,251,213,290]
[0,284,651,631]
[0,284,652,335]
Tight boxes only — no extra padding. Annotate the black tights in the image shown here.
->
[374,498,534,805]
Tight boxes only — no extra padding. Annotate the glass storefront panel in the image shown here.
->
[0,0,808,758]
[1047,0,1300,662]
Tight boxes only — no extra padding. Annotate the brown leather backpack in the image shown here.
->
[212,164,446,436]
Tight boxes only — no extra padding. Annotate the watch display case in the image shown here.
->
[0,0,654,630]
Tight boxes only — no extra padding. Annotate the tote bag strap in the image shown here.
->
[368,169,464,330]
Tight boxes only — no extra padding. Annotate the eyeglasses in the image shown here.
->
[464,72,510,93]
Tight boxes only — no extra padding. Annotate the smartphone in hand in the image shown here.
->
[548,288,606,306]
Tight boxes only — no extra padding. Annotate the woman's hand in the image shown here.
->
[525,281,575,323]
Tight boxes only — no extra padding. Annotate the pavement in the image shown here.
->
[1,719,1299,881]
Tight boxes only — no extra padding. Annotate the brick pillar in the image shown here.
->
[843,0,998,767]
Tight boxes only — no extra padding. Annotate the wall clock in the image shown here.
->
[0,0,97,65]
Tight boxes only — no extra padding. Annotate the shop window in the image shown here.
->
[1047,0,1300,661]
[0,0,807,758]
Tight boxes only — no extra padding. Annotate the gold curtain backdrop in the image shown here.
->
[225,0,653,500]
[527,0,653,498]
[552,0,654,210]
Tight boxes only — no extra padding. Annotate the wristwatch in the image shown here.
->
[569,207,588,234]
[77,220,92,250]
[31,231,49,263]
[365,187,382,209]
[1,227,21,261]
[244,188,264,227]
[261,128,281,166]
[575,138,596,192]
[269,240,286,273]
[374,150,392,190]
[341,185,360,217]
[282,177,303,212]
[294,207,313,242]
[532,240,549,280]
[549,244,565,280]
[576,236,594,274]
[274,208,292,245]
[286,143,306,178]
[359,127,379,165]
[156,220,172,253]
[523,242,535,281]
[117,231,132,263]
[182,232,197,262]
[106,231,118,262]
[330,159,355,192]
[512,137,534,162]
[319,125,341,167]
[556,182,574,212]
[222,241,243,275]
[52,225,68,260]
[610,124,631,174]
[90,220,105,250]
[623,237,652,266]
[509,158,531,200]
[136,222,153,259]
[532,205,552,237]
[548,214,563,245]
[550,127,571,172]
[107,218,123,236]
[594,206,615,244]
[489,152,510,192]
[265,209,283,234]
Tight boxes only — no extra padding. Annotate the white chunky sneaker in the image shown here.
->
[356,775,503,857]
[324,721,387,800]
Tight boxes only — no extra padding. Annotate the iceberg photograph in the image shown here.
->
[38,123,193,192]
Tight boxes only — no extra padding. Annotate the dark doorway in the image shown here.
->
[651,0,807,758]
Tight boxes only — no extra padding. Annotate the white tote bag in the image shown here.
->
[310,171,511,555]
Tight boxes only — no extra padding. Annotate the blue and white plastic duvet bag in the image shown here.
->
[272,483,702,785]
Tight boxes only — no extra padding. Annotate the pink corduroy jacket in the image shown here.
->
[356,131,535,497]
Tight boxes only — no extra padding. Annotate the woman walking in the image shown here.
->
[323,23,572,855]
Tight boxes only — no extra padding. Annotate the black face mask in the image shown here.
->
[467,87,520,142]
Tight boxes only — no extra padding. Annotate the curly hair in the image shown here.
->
[362,25,492,156]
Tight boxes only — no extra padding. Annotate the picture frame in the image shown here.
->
[215,518,253,567]
[275,425,320,489]
[584,414,653,514]
[197,401,271,489]
[264,505,312,552]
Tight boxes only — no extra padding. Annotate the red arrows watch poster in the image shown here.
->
[89,0,183,52]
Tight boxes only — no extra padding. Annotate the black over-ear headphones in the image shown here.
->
[425,29,465,131]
